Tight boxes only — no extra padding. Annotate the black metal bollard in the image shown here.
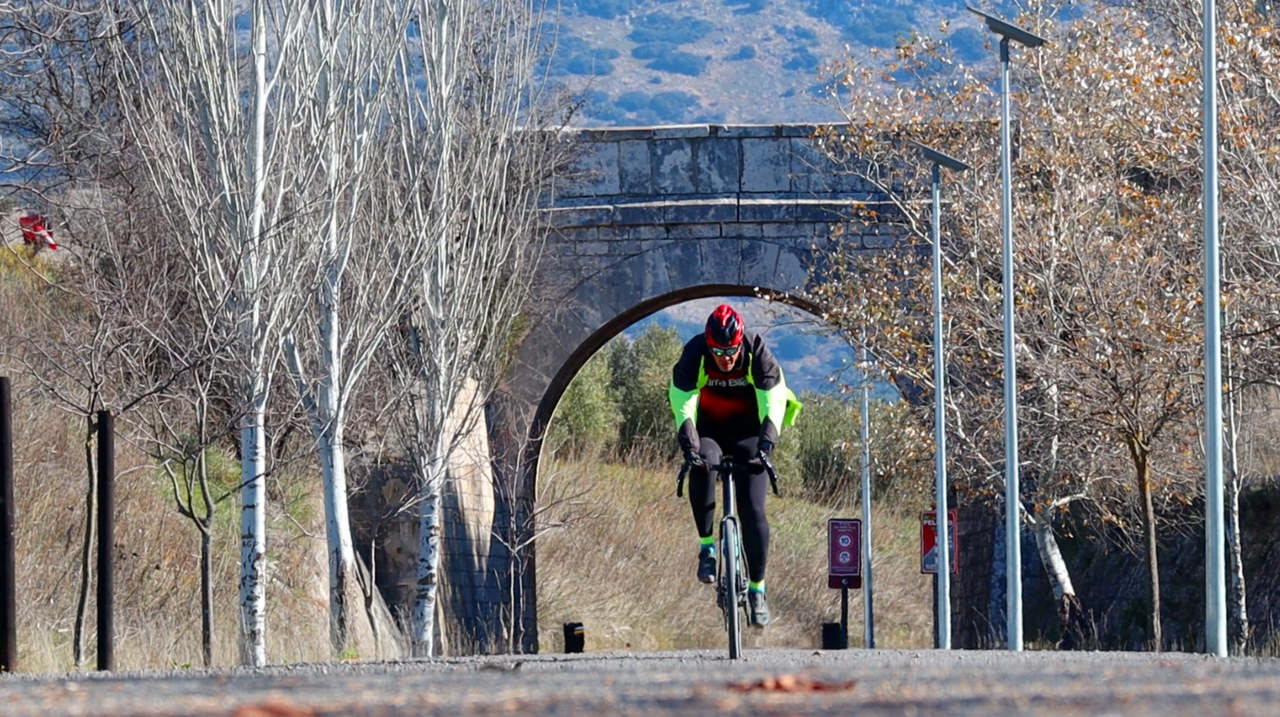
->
[0,378,14,672]
[821,622,847,650]
[563,622,584,653]
[96,411,114,672]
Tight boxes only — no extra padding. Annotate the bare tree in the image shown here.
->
[813,1,1235,648]
[113,0,316,665]
[278,0,420,657]
[391,0,561,656]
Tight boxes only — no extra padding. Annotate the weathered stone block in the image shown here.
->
[738,200,793,223]
[695,139,741,194]
[653,125,711,139]
[616,225,669,240]
[725,223,764,238]
[738,240,781,289]
[742,139,791,192]
[665,200,737,224]
[614,203,665,226]
[667,223,723,239]
[761,222,805,238]
[619,141,652,195]
[562,142,619,198]
[545,206,614,228]
[862,233,899,249]
[789,138,838,193]
[717,125,786,138]
[662,238,703,290]
[698,238,745,284]
[653,139,696,194]
[794,201,851,223]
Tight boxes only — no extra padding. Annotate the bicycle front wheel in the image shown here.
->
[720,518,743,659]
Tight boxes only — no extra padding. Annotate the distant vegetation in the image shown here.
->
[626,13,714,45]
[545,0,1031,124]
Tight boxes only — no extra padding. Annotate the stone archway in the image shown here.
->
[433,124,900,653]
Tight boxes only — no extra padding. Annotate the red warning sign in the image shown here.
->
[920,510,959,575]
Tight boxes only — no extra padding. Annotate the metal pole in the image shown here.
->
[999,36,1024,652]
[1203,0,1226,658]
[840,587,849,648]
[931,162,951,649]
[97,411,114,672]
[0,378,14,673]
[860,341,875,649]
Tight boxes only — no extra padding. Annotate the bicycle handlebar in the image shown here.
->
[676,455,780,497]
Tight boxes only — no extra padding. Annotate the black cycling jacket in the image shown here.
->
[668,330,790,453]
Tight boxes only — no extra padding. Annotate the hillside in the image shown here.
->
[546,0,998,125]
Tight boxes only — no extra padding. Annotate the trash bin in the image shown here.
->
[563,622,585,653]
[821,622,847,650]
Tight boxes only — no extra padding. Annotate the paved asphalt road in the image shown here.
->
[2,648,1279,716]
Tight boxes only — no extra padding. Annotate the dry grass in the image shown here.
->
[0,246,333,673]
[8,405,334,673]
[534,455,934,653]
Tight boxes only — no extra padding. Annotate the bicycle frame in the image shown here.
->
[676,454,780,660]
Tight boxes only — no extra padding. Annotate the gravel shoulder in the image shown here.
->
[2,649,1277,717]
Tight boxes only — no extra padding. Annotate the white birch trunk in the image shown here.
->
[1223,347,1249,654]
[412,434,450,657]
[237,0,272,668]
[239,389,269,667]
[1029,515,1075,603]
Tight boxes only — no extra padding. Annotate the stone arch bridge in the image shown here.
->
[358,124,910,654]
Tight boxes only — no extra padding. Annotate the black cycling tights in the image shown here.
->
[688,434,769,583]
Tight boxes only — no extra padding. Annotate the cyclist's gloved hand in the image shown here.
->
[683,448,704,467]
[757,439,774,460]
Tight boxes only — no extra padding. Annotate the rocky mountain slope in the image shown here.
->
[545,0,999,125]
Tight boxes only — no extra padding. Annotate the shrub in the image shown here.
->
[646,51,708,77]
[771,391,931,511]
[631,41,678,60]
[783,48,820,72]
[647,91,701,122]
[566,48,620,76]
[726,45,756,61]
[844,5,914,49]
[547,349,620,459]
[627,13,714,45]
[615,91,651,112]
[608,324,685,459]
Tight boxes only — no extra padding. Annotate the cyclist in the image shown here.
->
[668,303,798,627]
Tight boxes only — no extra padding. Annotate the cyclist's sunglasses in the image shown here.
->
[709,345,740,357]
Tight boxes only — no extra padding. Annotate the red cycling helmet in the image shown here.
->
[705,304,744,349]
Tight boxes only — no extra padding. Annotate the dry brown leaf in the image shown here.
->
[728,674,856,693]
[230,700,317,717]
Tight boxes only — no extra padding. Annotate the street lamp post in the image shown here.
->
[967,5,1046,652]
[1202,0,1226,658]
[911,141,970,650]
[859,340,875,649]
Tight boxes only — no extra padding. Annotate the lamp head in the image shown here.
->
[966,5,1047,48]
[910,140,971,173]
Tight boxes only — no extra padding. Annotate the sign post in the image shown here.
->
[921,510,958,649]
[828,519,862,648]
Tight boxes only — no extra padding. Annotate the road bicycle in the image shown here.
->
[677,453,779,659]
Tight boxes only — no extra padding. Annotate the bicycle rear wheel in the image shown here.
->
[720,518,743,659]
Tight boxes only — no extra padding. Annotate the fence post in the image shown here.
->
[96,410,114,672]
[0,378,15,672]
